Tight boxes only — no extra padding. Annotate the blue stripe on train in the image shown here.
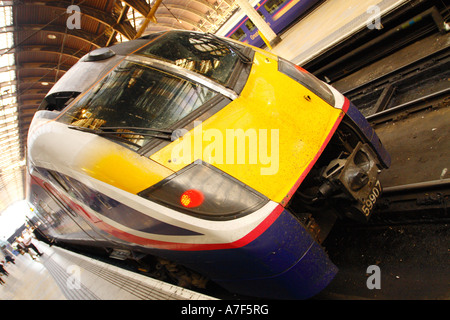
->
[226,0,320,48]
[346,102,391,168]
[152,209,338,299]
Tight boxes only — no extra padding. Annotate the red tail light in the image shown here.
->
[138,162,268,220]
[180,189,204,208]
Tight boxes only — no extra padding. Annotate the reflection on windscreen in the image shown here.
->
[136,32,241,86]
[58,60,217,147]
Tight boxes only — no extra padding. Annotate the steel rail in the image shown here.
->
[366,87,450,124]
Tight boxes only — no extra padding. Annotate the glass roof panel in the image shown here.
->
[0,1,24,215]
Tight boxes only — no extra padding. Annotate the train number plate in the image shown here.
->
[362,180,382,216]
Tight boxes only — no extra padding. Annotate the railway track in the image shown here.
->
[311,6,450,227]
[343,47,450,119]
[343,64,449,225]
[348,178,449,227]
[367,88,450,126]
[307,2,450,300]
[352,51,449,225]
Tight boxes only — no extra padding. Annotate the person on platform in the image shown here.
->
[16,239,36,260]
[1,245,15,264]
[21,230,44,257]
[0,261,8,276]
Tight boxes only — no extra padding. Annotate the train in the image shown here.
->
[224,0,322,47]
[26,30,390,299]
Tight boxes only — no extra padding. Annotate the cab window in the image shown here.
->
[136,31,243,86]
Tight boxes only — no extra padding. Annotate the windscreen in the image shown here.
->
[136,31,242,86]
[58,60,217,147]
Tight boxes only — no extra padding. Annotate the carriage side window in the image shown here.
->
[245,19,256,32]
[136,31,242,86]
[264,0,288,14]
[230,28,246,41]
[244,10,266,32]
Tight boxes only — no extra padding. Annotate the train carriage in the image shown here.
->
[27,30,390,299]
[225,0,321,47]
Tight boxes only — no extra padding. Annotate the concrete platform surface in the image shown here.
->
[0,242,215,300]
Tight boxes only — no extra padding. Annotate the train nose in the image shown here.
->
[211,209,338,299]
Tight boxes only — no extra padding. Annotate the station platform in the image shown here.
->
[0,242,215,300]
[272,0,409,65]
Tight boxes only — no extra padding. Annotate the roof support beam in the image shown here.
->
[16,89,48,98]
[18,104,40,112]
[134,0,163,39]
[19,1,137,40]
[189,0,216,11]
[18,62,70,73]
[163,4,213,25]
[149,13,203,31]
[15,24,109,48]
[18,77,56,86]
[122,0,151,16]
[15,45,87,60]
[106,4,131,46]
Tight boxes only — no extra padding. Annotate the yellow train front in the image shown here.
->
[27,31,390,299]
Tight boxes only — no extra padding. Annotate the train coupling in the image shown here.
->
[320,142,382,222]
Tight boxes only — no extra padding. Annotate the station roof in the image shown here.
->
[0,0,239,214]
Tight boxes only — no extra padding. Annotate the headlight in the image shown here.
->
[278,57,335,107]
[138,162,268,220]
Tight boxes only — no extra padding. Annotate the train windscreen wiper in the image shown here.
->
[68,125,174,148]
[205,33,252,65]
[99,126,174,135]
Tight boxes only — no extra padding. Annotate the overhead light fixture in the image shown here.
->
[41,82,49,86]
[47,34,57,39]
